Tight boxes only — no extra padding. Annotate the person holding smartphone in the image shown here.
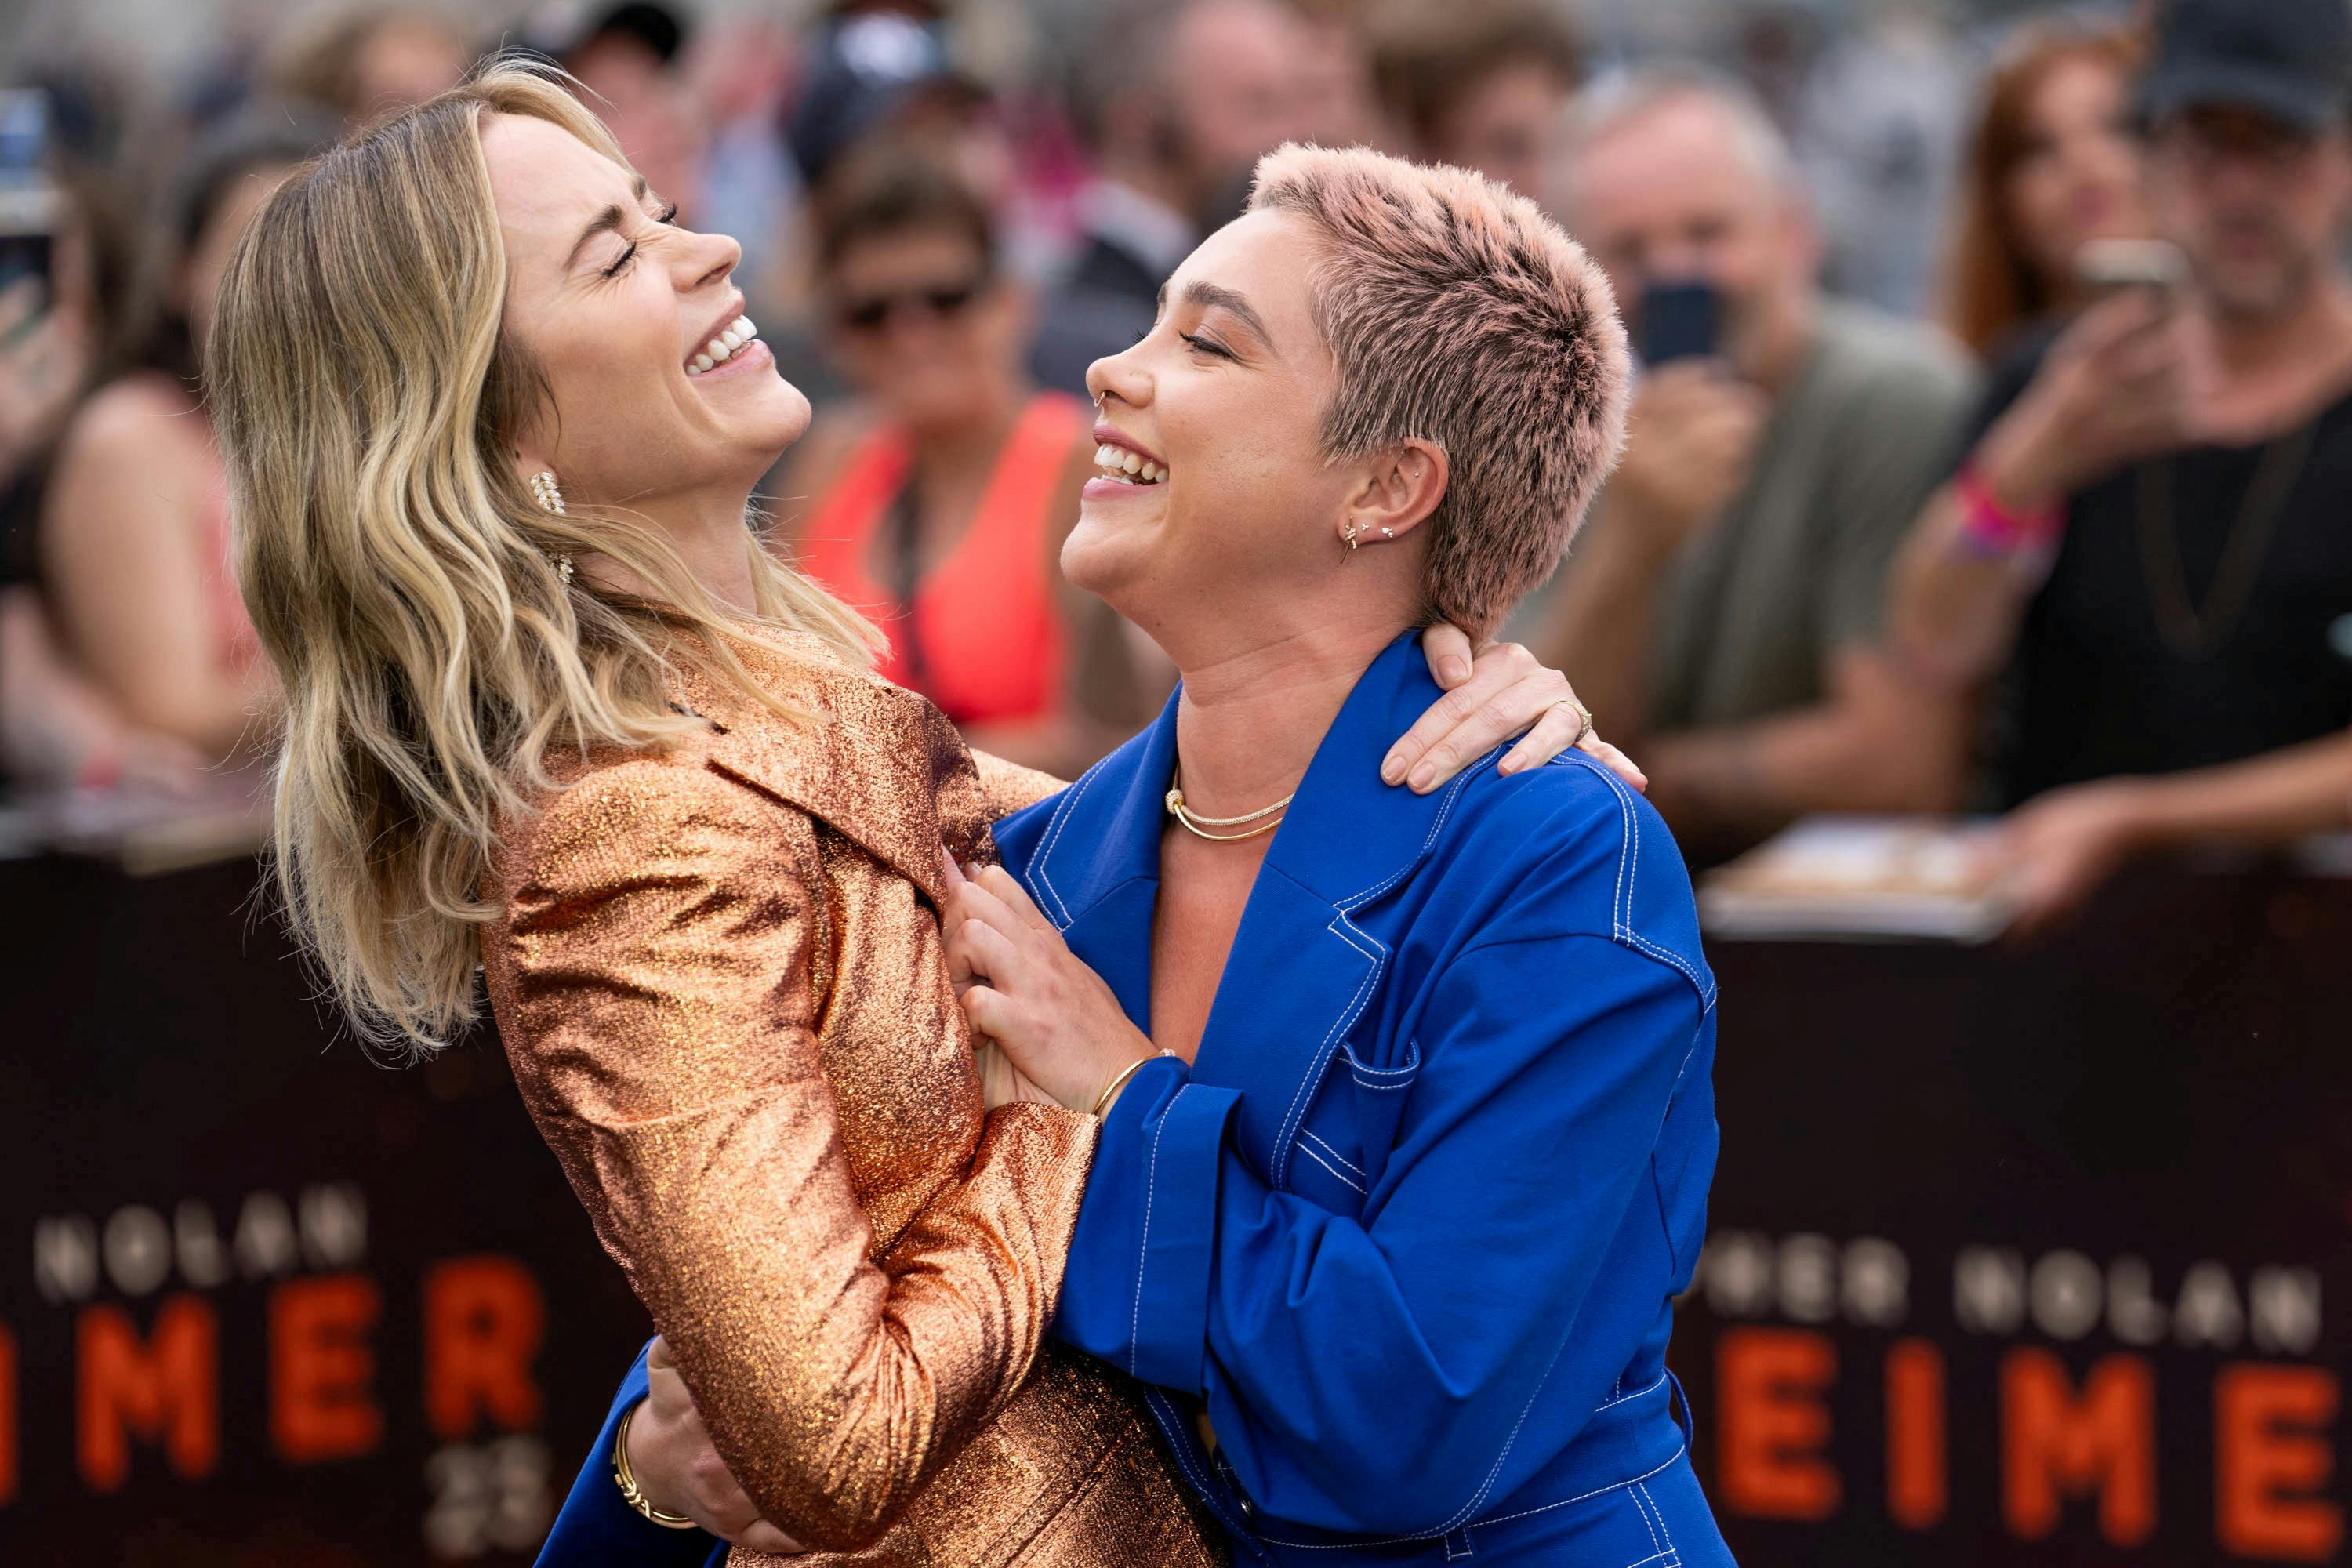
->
[1533,64,1980,864]
[1888,0,2352,935]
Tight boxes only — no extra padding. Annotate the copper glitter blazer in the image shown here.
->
[481,629,1220,1568]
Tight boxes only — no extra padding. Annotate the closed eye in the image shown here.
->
[1181,331,1235,361]
[602,203,683,278]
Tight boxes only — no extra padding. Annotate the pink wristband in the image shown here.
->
[1955,463,2063,557]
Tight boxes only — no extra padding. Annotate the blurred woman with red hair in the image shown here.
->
[1938,20,2148,358]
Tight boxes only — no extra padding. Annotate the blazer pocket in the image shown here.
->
[1338,1033,1421,1092]
[1290,1036,1422,1205]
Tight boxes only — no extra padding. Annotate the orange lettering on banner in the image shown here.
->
[424,1257,545,1439]
[0,1323,15,1506]
[76,1298,219,1491]
[271,1273,384,1463]
[1886,1338,1947,1530]
[1717,1327,1841,1519]
[2216,1364,2343,1562]
[2001,1348,2155,1545]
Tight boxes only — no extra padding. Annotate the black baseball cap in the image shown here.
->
[2138,0,2352,133]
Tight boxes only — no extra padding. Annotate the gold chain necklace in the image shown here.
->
[1164,766,1293,843]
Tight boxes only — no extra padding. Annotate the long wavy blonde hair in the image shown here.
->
[207,60,877,1053]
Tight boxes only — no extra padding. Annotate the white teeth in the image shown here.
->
[688,315,761,376]
[1091,443,1168,483]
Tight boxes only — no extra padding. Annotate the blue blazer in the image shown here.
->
[991,631,1721,1560]
[535,1344,725,1568]
[541,632,1721,1566]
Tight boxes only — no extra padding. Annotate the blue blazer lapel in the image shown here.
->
[1016,695,1178,1026]
[1192,870,1387,1190]
[1191,633,1483,1189]
[1012,632,1484,1189]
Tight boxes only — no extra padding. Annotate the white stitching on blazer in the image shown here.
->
[1254,1442,1692,1548]
[1027,751,1112,927]
[1296,1139,1368,1195]
[1131,1084,1181,1375]
[1593,1371,1666,1413]
[1301,1127,1367,1178]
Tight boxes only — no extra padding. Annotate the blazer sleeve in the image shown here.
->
[1054,928,1707,1537]
[535,1341,724,1568]
[490,759,1097,1551]
[968,746,1069,820]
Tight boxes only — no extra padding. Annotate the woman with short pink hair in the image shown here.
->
[629,143,1730,1567]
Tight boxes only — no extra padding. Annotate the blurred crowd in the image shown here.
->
[3,0,2352,938]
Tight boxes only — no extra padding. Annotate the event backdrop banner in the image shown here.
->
[5,850,2347,1565]
[2,855,647,1566]
[1674,858,2352,1566]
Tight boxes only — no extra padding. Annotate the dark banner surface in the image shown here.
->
[2,854,646,1566]
[1673,858,2352,1566]
[5,850,2347,1564]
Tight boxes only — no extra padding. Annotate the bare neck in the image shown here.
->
[904,376,1029,488]
[2206,275,2352,379]
[1169,619,1409,822]
[1750,289,1820,395]
[2191,275,2352,437]
[586,485,760,612]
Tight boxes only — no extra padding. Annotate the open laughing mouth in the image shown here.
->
[1092,442,1167,485]
[685,314,761,376]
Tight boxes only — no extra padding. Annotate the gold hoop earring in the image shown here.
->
[530,471,575,585]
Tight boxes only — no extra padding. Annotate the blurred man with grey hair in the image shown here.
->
[1028,0,1325,397]
[1537,66,1979,861]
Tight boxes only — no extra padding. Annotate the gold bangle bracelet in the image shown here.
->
[614,1400,701,1530]
[1091,1050,1174,1118]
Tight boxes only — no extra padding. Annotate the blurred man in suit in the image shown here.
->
[1030,0,1323,395]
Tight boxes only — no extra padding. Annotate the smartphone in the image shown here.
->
[0,89,58,303]
[1638,278,1722,366]
[2074,238,2186,303]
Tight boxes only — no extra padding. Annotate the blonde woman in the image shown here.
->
[206,64,1624,1564]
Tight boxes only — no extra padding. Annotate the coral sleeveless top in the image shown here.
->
[797,393,1080,727]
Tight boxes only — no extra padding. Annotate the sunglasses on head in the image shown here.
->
[837,274,990,332]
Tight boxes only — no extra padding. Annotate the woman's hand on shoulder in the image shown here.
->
[626,1336,805,1554]
[941,856,1154,1112]
[1387,626,1646,795]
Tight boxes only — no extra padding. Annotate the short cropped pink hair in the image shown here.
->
[1248,143,1629,637]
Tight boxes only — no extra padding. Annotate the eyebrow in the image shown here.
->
[1157,278,1276,349]
[566,174,652,270]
